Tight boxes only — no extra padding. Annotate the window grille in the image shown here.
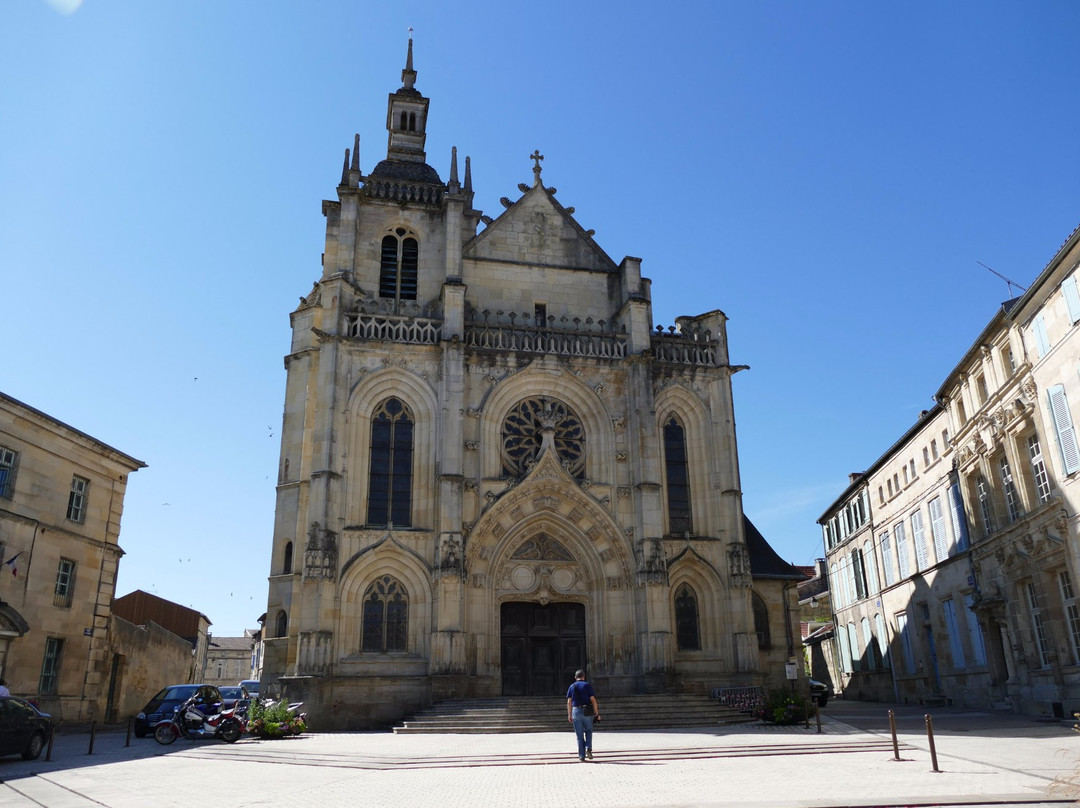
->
[54,558,76,608]
[0,446,17,499]
[1028,435,1052,504]
[39,638,63,695]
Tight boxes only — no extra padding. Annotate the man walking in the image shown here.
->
[566,669,600,761]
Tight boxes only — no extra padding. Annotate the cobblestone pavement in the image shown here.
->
[1,702,1077,807]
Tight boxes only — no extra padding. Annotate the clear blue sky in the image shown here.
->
[3,1,1079,635]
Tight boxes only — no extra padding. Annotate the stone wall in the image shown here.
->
[105,615,195,722]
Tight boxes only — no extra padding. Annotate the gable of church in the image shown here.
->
[464,186,617,272]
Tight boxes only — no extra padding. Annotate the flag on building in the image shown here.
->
[2,552,22,578]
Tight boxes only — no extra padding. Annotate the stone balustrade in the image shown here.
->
[651,324,717,367]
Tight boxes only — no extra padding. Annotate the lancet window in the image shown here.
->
[674,583,701,651]
[362,575,409,653]
[752,592,771,650]
[379,228,419,302]
[367,398,414,527]
[664,416,692,535]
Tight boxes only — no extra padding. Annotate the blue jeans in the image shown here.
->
[572,707,593,759]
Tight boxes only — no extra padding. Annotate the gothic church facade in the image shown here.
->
[263,44,789,727]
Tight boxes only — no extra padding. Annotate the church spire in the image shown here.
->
[385,31,430,163]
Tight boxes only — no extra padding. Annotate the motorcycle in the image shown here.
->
[153,693,243,744]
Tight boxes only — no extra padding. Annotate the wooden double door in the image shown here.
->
[500,602,585,696]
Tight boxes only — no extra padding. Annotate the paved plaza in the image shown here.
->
[1,701,1078,807]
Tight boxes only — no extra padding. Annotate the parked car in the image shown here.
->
[134,684,222,738]
[0,696,52,760]
[238,679,260,699]
[809,679,832,707]
[218,686,248,711]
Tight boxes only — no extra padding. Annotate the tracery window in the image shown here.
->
[362,575,408,653]
[674,584,701,651]
[379,228,419,302]
[752,591,770,650]
[367,398,414,527]
[663,416,692,535]
[501,396,585,478]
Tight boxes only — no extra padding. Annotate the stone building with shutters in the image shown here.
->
[262,42,801,727]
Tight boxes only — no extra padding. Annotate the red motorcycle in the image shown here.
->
[153,693,243,744]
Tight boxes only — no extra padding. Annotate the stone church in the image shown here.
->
[262,42,803,728]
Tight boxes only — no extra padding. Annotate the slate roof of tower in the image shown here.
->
[368,158,443,185]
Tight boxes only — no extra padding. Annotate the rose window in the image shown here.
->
[501,396,585,478]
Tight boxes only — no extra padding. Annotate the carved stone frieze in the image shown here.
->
[304,521,338,581]
[617,486,631,499]
[637,538,668,585]
[728,541,751,588]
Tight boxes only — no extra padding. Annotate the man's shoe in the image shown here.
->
[586,749,593,760]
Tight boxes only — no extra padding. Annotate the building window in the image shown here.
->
[54,558,76,608]
[367,398,414,527]
[663,416,692,535]
[1033,314,1051,358]
[999,456,1022,522]
[378,229,418,302]
[931,439,939,460]
[39,638,63,695]
[875,613,891,669]
[863,540,878,596]
[282,541,293,575]
[911,509,929,571]
[676,585,702,650]
[896,612,916,674]
[923,447,930,467]
[1026,582,1051,668]
[837,622,852,673]
[948,483,970,553]
[66,475,89,523]
[942,599,966,670]
[1060,570,1080,666]
[501,396,585,479]
[848,622,861,672]
[1028,434,1052,504]
[976,374,989,404]
[852,549,867,601]
[830,563,842,608]
[880,532,895,586]
[1047,385,1080,476]
[976,475,996,535]
[928,496,948,565]
[1064,275,1080,324]
[362,575,408,653]
[751,591,769,651]
[895,521,911,579]
[0,446,18,499]
[861,617,878,670]
[275,610,287,638]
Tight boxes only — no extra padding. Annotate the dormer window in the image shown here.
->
[379,227,419,302]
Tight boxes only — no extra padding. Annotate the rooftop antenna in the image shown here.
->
[977,260,1027,298]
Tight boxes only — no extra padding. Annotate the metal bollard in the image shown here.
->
[925,714,940,773]
[888,710,900,760]
[815,702,821,734]
[125,715,132,747]
[804,701,809,729]
[87,720,96,755]
[46,728,55,762]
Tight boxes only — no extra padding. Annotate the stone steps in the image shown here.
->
[392,694,754,734]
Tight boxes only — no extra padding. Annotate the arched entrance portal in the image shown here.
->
[501,601,585,696]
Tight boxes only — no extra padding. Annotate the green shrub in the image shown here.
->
[754,688,811,725]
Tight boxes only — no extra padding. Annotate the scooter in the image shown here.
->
[153,693,243,744]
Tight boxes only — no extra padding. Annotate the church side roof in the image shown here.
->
[745,515,807,580]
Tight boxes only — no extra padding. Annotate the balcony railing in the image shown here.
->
[346,299,443,346]
[465,312,627,360]
[651,325,717,367]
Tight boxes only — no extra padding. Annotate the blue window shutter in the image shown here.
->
[1064,276,1080,325]
[1048,385,1080,475]
[1034,315,1050,358]
[949,483,969,552]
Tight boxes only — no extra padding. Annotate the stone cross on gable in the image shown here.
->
[530,150,544,186]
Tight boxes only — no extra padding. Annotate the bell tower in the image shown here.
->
[385,36,430,163]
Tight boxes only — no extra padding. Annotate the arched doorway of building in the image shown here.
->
[501,601,585,696]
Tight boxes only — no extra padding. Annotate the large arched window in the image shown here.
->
[663,416,692,535]
[752,592,771,650]
[275,610,287,638]
[674,583,700,651]
[361,575,409,653]
[367,398,414,527]
[379,228,419,302]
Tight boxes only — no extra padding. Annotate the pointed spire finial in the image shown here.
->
[402,29,417,90]
[449,146,459,188]
[464,155,473,193]
[530,150,544,187]
[341,148,350,185]
[351,134,360,172]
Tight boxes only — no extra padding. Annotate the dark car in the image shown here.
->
[0,696,52,760]
[134,684,222,738]
[218,686,248,711]
[809,679,832,707]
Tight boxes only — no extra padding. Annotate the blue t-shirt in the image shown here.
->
[567,680,595,707]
